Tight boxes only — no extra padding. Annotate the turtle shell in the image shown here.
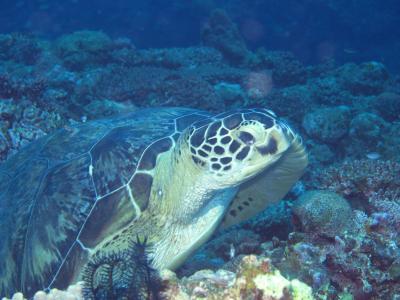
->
[0,107,211,297]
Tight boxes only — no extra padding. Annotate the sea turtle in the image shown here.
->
[0,107,308,298]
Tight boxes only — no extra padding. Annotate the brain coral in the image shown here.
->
[292,190,353,238]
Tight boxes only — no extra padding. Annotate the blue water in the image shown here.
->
[1,0,400,70]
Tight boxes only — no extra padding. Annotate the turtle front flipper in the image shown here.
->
[81,238,162,300]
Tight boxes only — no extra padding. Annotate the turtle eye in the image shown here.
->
[239,131,255,145]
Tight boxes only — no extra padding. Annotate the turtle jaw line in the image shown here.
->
[155,140,233,222]
[167,174,231,224]
[146,145,239,270]
[149,187,238,270]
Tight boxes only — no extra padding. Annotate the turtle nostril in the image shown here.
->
[239,131,255,145]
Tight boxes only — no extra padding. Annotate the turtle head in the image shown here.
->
[148,109,300,270]
[185,109,294,188]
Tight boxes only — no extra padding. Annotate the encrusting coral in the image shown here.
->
[2,255,314,300]
[162,255,313,300]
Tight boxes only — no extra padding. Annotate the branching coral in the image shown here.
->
[315,159,400,206]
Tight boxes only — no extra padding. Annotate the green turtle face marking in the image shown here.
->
[132,108,305,271]
[0,107,307,299]
[186,109,292,188]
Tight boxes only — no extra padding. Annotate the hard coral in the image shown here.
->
[292,190,353,238]
[349,112,388,151]
[381,121,400,162]
[254,50,307,87]
[266,207,400,299]
[92,64,226,111]
[0,33,42,65]
[254,84,313,124]
[164,255,313,300]
[302,106,351,143]
[368,193,400,230]
[337,62,389,96]
[308,76,350,105]
[293,159,400,297]
[315,159,400,207]
[55,31,113,71]
[371,92,400,121]
[162,75,220,110]
[201,9,250,65]
[135,47,224,69]
[0,100,65,162]
[0,73,46,101]
[1,282,83,300]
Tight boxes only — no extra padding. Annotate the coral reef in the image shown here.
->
[0,99,65,161]
[307,76,349,105]
[163,255,313,300]
[0,33,43,65]
[253,50,307,87]
[1,25,399,166]
[349,112,387,143]
[337,62,389,95]
[305,142,335,165]
[371,92,400,121]
[4,256,313,300]
[313,159,400,207]
[0,11,400,299]
[259,84,313,123]
[201,9,250,64]
[292,190,353,238]
[302,106,351,143]
[54,31,113,71]
[175,160,400,299]
[288,159,400,297]
[1,282,82,300]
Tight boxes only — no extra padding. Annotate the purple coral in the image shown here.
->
[315,159,400,205]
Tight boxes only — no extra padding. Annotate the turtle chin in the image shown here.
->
[150,187,238,270]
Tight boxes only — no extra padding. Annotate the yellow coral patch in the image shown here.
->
[254,270,313,300]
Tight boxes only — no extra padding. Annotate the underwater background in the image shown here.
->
[0,0,399,299]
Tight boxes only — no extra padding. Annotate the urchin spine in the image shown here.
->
[81,237,163,300]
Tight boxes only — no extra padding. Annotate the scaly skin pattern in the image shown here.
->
[82,108,301,297]
[0,108,307,299]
